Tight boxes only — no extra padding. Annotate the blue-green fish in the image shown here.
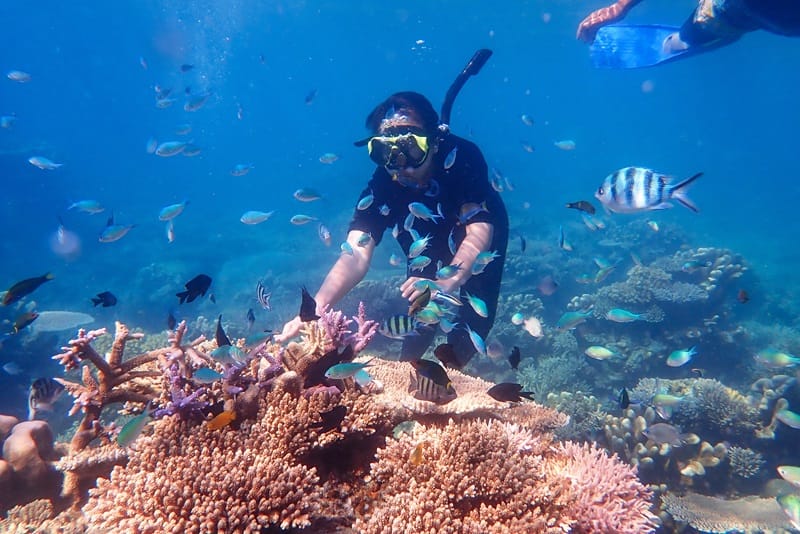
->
[290,214,317,225]
[408,202,443,223]
[68,200,105,214]
[464,324,487,355]
[99,214,135,243]
[605,308,644,323]
[436,262,462,281]
[556,310,592,331]
[240,210,274,225]
[777,465,800,488]
[681,259,708,273]
[158,200,189,221]
[325,359,373,380]
[210,345,246,364]
[340,241,354,255]
[666,346,697,367]
[354,368,375,390]
[409,234,432,258]
[117,404,155,448]
[412,279,440,292]
[755,348,800,368]
[155,140,187,157]
[778,493,800,530]
[230,163,254,176]
[294,188,323,202]
[584,346,618,360]
[193,367,223,384]
[776,409,800,429]
[475,250,501,266]
[357,190,374,210]
[414,309,441,325]
[356,232,372,247]
[408,256,431,272]
[464,291,488,318]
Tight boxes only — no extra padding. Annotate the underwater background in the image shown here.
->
[2,1,800,532]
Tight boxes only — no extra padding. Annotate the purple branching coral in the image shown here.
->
[319,301,379,353]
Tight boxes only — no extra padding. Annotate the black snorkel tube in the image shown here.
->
[439,48,493,131]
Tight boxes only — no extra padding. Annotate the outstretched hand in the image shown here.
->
[273,315,303,344]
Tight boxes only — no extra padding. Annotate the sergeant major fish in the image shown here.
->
[595,167,703,214]
[28,377,65,420]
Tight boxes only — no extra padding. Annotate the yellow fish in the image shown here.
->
[409,440,429,466]
[207,410,236,430]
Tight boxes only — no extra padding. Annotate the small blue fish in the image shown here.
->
[436,262,462,281]
[340,241,354,255]
[389,253,404,267]
[230,163,255,176]
[409,234,432,259]
[443,146,458,169]
[158,200,189,221]
[294,188,323,202]
[240,210,274,225]
[357,190,374,210]
[666,346,697,367]
[117,403,155,448]
[408,256,431,272]
[155,141,187,157]
[464,291,488,318]
[447,227,457,256]
[193,367,224,383]
[556,310,592,331]
[457,201,488,225]
[68,200,105,214]
[559,225,573,251]
[325,359,373,380]
[379,204,390,216]
[464,324,487,356]
[210,345,246,364]
[408,202,444,223]
[290,214,317,225]
[99,214,135,243]
[356,232,372,247]
[475,250,501,265]
[605,308,644,323]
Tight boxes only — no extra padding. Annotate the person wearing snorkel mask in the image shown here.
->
[275,91,508,369]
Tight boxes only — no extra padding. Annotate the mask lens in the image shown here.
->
[367,133,429,170]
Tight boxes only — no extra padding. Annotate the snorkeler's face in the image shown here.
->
[376,121,437,189]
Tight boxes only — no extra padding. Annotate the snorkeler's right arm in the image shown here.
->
[274,230,375,343]
[577,0,645,42]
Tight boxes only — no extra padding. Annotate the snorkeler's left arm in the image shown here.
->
[400,222,493,302]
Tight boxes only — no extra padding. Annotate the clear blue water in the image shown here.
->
[1,0,799,435]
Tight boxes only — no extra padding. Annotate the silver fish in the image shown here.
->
[595,167,702,214]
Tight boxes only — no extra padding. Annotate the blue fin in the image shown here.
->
[590,24,687,69]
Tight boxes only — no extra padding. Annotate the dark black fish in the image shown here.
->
[91,291,117,307]
[310,405,346,433]
[256,280,272,310]
[433,343,461,369]
[618,387,630,410]
[508,346,521,370]
[13,312,39,334]
[176,274,212,304]
[28,377,65,420]
[167,311,177,330]
[410,359,457,404]
[209,293,216,304]
[3,273,54,306]
[408,286,431,316]
[246,308,255,329]
[304,88,317,105]
[304,345,353,389]
[180,64,194,72]
[519,234,526,253]
[299,286,320,322]
[215,314,231,347]
[487,382,534,403]
[565,200,596,215]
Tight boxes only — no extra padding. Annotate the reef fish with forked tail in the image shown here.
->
[409,359,457,404]
[595,167,703,214]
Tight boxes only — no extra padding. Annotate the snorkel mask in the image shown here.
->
[367,131,430,171]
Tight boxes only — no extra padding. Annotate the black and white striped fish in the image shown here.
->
[28,377,65,420]
[408,359,457,404]
[378,314,418,339]
[256,280,272,311]
[595,167,703,214]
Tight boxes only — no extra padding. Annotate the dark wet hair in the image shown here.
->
[365,91,439,136]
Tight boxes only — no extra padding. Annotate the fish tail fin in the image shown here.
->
[521,391,535,401]
[176,291,188,304]
[670,172,703,213]
[91,297,101,307]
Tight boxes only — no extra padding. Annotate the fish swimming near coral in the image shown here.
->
[176,274,212,304]
[565,200,596,215]
[409,359,457,404]
[379,314,418,340]
[508,346,521,370]
[641,423,686,446]
[299,286,320,322]
[28,377,65,420]
[215,314,231,347]
[2,272,54,305]
[487,382,534,403]
[324,360,373,380]
[433,343,461,369]
[310,405,346,433]
[666,346,697,367]
[304,345,354,389]
[117,403,155,447]
[256,280,272,311]
[618,388,630,410]
[207,410,236,431]
[595,167,703,214]
[12,311,39,334]
[91,291,117,307]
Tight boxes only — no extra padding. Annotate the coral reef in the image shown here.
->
[0,304,661,532]
[660,492,793,533]
[726,446,765,479]
[0,419,63,512]
[545,391,607,442]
